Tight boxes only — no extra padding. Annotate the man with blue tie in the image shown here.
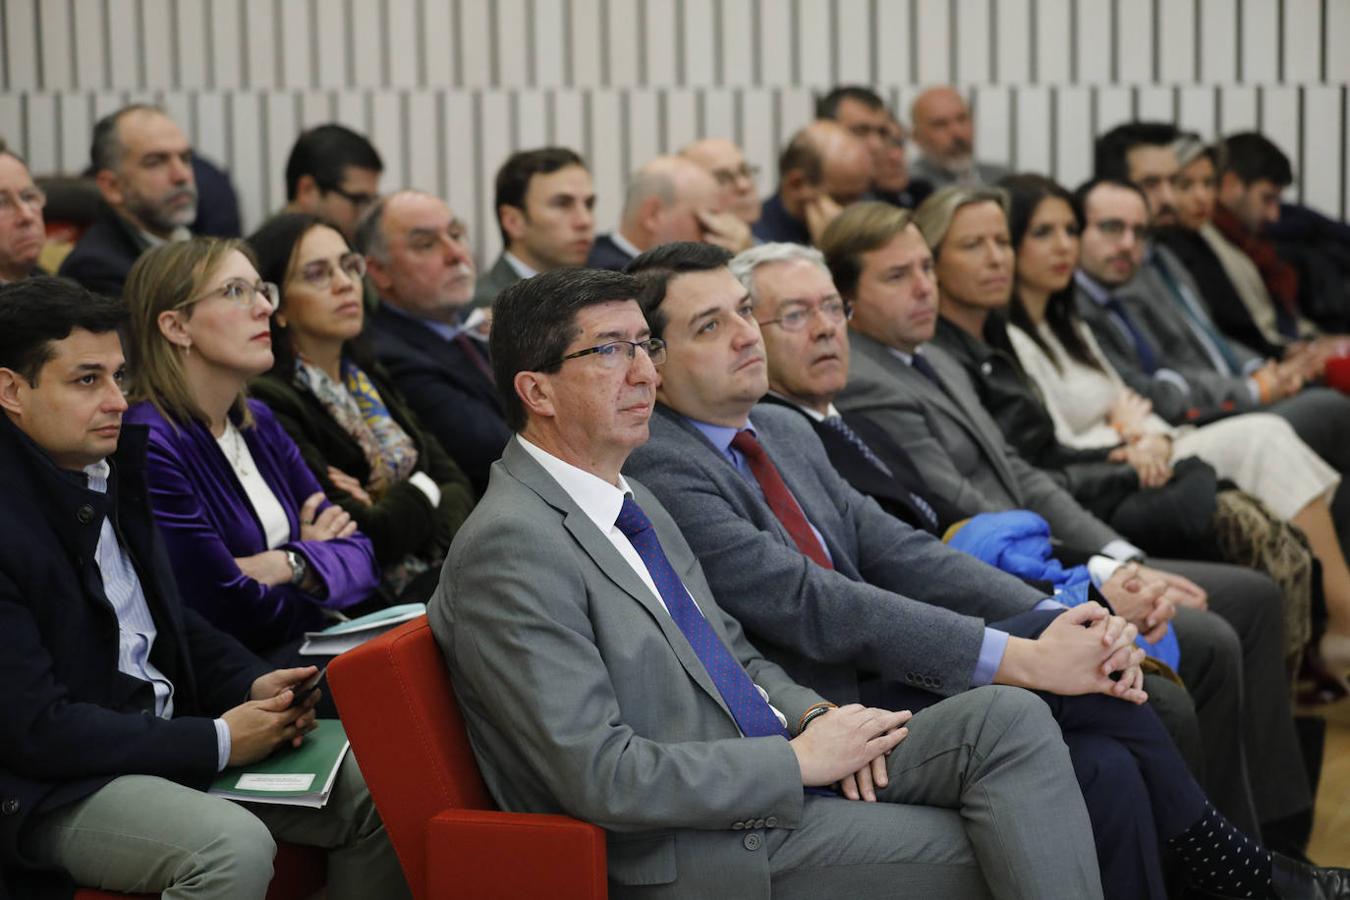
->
[429,264,1122,898]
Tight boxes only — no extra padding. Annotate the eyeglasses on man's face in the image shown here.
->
[710,163,760,187]
[758,297,852,332]
[322,183,379,211]
[178,278,279,314]
[559,338,667,369]
[1091,219,1151,242]
[296,252,367,290]
[0,186,45,219]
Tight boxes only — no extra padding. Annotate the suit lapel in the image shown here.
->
[923,346,1023,498]
[501,441,734,719]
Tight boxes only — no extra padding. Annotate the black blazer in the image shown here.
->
[0,419,270,899]
[585,233,637,271]
[756,395,963,535]
[55,205,150,297]
[368,304,511,495]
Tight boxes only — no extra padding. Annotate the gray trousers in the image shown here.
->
[766,686,1103,900]
[20,755,409,900]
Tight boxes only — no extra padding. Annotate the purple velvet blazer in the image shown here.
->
[125,398,380,652]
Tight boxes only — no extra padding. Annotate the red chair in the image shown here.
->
[328,616,607,900]
[74,843,325,899]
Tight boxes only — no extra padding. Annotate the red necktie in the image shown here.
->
[454,332,496,384]
[730,430,833,569]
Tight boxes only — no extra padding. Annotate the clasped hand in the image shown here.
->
[790,704,911,802]
[221,666,322,767]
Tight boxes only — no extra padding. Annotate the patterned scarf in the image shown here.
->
[293,358,419,498]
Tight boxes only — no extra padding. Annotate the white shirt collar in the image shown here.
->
[516,435,636,536]
[609,230,644,260]
[503,251,538,279]
[766,390,839,423]
[83,458,112,493]
[138,226,191,248]
[886,345,918,365]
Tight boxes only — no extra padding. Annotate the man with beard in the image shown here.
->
[59,105,201,296]
[358,191,509,495]
[908,86,1009,189]
[0,141,46,284]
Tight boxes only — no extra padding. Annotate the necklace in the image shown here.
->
[222,423,252,478]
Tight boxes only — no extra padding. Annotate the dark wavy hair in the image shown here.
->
[1000,173,1103,373]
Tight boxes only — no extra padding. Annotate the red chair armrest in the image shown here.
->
[425,808,607,900]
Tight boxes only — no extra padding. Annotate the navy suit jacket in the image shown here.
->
[585,233,637,271]
[368,304,510,495]
[0,419,270,899]
[56,205,149,297]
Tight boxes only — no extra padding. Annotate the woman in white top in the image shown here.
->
[1002,175,1350,679]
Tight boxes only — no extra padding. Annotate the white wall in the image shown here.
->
[3,0,1346,265]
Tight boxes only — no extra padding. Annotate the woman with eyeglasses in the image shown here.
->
[246,213,474,603]
[123,237,382,667]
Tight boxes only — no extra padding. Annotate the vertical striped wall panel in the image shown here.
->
[1,0,1347,264]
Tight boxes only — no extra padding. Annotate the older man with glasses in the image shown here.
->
[0,140,46,285]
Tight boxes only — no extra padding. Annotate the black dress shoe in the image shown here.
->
[1272,852,1350,899]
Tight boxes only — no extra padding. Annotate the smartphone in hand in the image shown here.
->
[289,666,327,709]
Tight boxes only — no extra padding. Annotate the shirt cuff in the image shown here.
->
[1086,554,1126,587]
[1099,539,1145,562]
[1154,368,1190,396]
[971,627,1010,687]
[1034,597,1069,612]
[1245,376,1262,405]
[407,471,442,508]
[214,718,232,772]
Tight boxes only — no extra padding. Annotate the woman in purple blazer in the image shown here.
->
[122,237,381,661]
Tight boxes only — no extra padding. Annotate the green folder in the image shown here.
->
[209,719,350,808]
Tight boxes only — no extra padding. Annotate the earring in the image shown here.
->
[180,341,192,356]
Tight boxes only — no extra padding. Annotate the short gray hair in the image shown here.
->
[729,242,831,302]
[621,168,675,221]
[90,103,162,174]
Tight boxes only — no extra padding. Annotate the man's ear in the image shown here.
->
[365,254,394,296]
[499,205,528,245]
[637,196,666,237]
[1217,171,1244,201]
[94,168,124,207]
[0,368,27,418]
[514,370,556,422]
[294,174,322,209]
[781,169,816,204]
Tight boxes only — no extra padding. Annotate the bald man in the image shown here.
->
[908,86,1009,188]
[681,138,762,227]
[587,154,750,271]
[754,120,872,247]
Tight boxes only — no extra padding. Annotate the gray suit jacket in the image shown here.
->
[430,438,821,897]
[837,332,1121,550]
[624,404,1045,705]
[909,156,1010,189]
[1075,247,1265,423]
[470,253,521,309]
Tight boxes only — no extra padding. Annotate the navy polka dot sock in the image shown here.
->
[1168,802,1274,898]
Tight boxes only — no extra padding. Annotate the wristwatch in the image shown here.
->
[284,549,309,587]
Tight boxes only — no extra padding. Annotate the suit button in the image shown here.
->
[1,799,19,816]
[765,816,779,827]
[76,504,94,524]
[743,833,762,851]
[753,818,766,828]
[731,821,744,830]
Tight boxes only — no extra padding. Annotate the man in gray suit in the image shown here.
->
[908,87,1010,189]
[821,202,1311,843]
[1071,175,1350,536]
[472,147,596,309]
[430,265,1112,899]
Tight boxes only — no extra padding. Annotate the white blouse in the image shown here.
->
[1005,319,1172,449]
[217,420,292,550]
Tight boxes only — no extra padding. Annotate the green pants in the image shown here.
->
[21,755,409,900]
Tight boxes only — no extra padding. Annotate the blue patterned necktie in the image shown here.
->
[1101,296,1159,375]
[910,352,946,390]
[615,496,790,740]
[821,416,940,532]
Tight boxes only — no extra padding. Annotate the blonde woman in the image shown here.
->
[123,238,381,663]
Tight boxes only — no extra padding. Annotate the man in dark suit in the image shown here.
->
[620,242,1344,900]
[281,124,383,241]
[754,120,873,247]
[58,105,200,296]
[434,264,1113,899]
[0,278,406,899]
[472,147,595,309]
[587,155,749,271]
[0,142,46,285]
[355,191,510,495]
